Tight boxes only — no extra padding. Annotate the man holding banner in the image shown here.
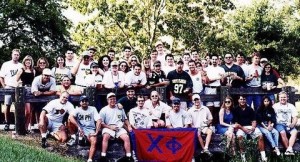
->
[188,94,213,156]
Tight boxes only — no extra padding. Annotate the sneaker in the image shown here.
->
[241,153,246,162]
[41,137,47,148]
[4,123,9,131]
[261,156,267,162]
[275,147,280,156]
[87,159,93,162]
[67,138,76,146]
[203,149,213,157]
[285,149,295,155]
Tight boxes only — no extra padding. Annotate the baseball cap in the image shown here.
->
[153,60,161,66]
[90,62,99,68]
[176,58,184,64]
[172,97,181,105]
[81,51,91,56]
[155,41,163,47]
[42,68,52,75]
[260,58,268,63]
[79,95,89,102]
[111,61,119,67]
[107,92,116,99]
[192,94,201,101]
[88,46,97,51]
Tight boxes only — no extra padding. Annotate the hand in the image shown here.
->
[110,125,119,131]
[128,126,133,132]
[289,123,295,128]
[78,127,84,136]
[89,132,98,137]
[34,91,42,96]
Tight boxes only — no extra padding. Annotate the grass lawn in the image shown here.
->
[0,134,81,162]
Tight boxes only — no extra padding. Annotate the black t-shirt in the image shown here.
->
[117,96,137,115]
[167,70,193,101]
[233,105,255,126]
[147,70,167,86]
[222,64,245,88]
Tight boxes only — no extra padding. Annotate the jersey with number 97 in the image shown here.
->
[167,70,193,100]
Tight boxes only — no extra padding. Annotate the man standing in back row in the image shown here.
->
[0,49,23,131]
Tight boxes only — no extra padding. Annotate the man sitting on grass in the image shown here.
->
[38,91,74,148]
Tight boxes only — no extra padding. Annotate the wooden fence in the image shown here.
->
[0,86,299,135]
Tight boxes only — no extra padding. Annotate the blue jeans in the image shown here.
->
[246,95,262,111]
[259,126,279,148]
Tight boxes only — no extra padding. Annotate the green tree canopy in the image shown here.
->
[0,0,73,64]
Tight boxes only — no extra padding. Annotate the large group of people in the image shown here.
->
[0,43,295,162]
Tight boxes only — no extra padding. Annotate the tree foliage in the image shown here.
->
[67,0,300,76]
[0,0,72,64]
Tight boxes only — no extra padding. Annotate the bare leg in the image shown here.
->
[119,134,131,154]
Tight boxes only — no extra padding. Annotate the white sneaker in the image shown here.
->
[241,153,246,162]
[275,147,280,156]
[285,149,295,155]
[67,138,76,146]
[87,159,92,162]
[261,156,267,162]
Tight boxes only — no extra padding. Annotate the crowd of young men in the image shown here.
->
[0,45,296,162]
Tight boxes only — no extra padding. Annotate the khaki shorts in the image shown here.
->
[102,128,128,138]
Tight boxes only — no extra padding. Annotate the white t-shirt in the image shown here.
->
[84,74,103,87]
[273,103,297,125]
[0,60,23,87]
[74,62,92,87]
[102,71,125,89]
[71,106,100,129]
[166,109,190,128]
[125,71,147,86]
[187,106,212,128]
[128,107,152,128]
[43,99,74,123]
[51,67,71,84]
[189,72,203,93]
[205,66,225,86]
[163,65,176,76]
[246,64,263,87]
[143,99,171,119]
[99,105,128,128]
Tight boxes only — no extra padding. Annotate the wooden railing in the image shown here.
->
[0,86,299,135]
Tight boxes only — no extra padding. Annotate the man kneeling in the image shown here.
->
[39,91,74,148]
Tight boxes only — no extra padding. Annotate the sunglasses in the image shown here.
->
[131,59,137,62]
[225,101,231,103]
[151,95,158,97]
[155,64,161,67]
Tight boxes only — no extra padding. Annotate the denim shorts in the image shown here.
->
[275,124,297,134]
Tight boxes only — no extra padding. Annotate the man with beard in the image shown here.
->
[167,58,193,110]
[38,91,74,148]
[68,95,101,162]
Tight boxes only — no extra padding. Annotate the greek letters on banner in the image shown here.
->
[130,128,197,162]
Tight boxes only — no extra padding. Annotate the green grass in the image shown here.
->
[0,135,81,162]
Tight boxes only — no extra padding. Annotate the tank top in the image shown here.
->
[20,68,35,86]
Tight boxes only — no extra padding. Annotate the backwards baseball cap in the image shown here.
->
[192,94,201,101]
[79,95,89,102]
[42,68,52,75]
[90,62,99,68]
[260,58,268,63]
[153,60,161,66]
[172,97,181,105]
[107,92,116,99]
